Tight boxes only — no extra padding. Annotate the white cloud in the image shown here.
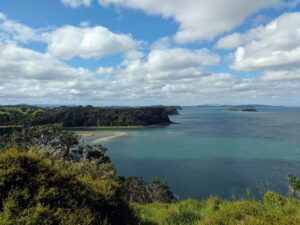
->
[0,13,42,43]
[146,48,220,74]
[215,33,243,50]
[0,12,139,60]
[260,70,300,82]
[117,47,220,82]
[98,0,291,43]
[1,11,300,105]
[229,12,300,71]
[0,43,113,102]
[0,43,93,81]
[97,66,115,75]
[1,41,300,105]
[45,25,138,60]
[61,0,92,8]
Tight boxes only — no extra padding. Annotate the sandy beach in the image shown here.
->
[94,132,129,143]
[74,130,130,143]
[76,132,96,138]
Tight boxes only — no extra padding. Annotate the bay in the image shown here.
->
[77,106,300,199]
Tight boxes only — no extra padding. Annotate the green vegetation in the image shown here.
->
[0,105,44,125]
[0,149,137,225]
[135,193,300,225]
[0,105,172,127]
[0,124,300,224]
[120,177,175,204]
[0,125,176,224]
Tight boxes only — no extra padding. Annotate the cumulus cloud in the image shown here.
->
[0,42,115,103]
[1,41,300,105]
[116,47,220,83]
[1,11,300,105]
[0,43,93,81]
[215,33,244,50]
[45,25,138,60]
[0,12,138,60]
[217,12,300,71]
[98,0,291,43]
[61,0,92,8]
[0,12,42,43]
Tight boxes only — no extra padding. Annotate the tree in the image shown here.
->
[150,178,175,203]
[0,124,80,158]
[120,177,152,204]
[288,175,300,198]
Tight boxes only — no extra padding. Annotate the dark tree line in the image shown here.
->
[0,105,173,127]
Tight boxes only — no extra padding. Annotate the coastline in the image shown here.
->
[1,123,174,130]
[94,132,129,143]
[65,123,171,129]
[74,130,131,143]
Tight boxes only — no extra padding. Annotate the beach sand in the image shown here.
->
[75,132,96,138]
[94,131,129,143]
[74,130,130,143]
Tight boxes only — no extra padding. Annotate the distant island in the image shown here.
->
[0,105,180,127]
[228,107,257,112]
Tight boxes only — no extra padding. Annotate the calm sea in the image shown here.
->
[80,106,300,199]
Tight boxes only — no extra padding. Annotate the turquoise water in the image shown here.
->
[80,107,300,199]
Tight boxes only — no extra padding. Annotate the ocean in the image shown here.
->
[78,106,300,199]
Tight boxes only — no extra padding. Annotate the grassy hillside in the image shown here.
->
[134,194,300,225]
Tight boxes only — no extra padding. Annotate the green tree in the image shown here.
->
[150,178,175,203]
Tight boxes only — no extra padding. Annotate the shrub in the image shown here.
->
[0,149,137,225]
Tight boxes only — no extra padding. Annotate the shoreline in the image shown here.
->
[65,124,172,129]
[1,123,176,130]
[94,132,129,143]
[74,130,132,143]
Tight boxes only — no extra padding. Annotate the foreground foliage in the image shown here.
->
[0,125,175,204]
[0,124,300,224]
[0,125,176,224]
[0,149,137,225]
[134,193,300,225]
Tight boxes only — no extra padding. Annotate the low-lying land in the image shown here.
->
[228,107,257,112]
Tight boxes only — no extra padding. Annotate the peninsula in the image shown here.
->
[0,105,177,127]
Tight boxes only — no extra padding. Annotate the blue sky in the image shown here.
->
[0,0,300,106]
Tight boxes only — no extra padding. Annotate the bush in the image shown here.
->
[0,149,137,225]
[120,177,175,204]
[263,192,287,207]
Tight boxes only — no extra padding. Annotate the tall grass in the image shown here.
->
[134,192,300,225]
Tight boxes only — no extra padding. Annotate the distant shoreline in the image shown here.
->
[0,123,172,129]
[65,124,171,129]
